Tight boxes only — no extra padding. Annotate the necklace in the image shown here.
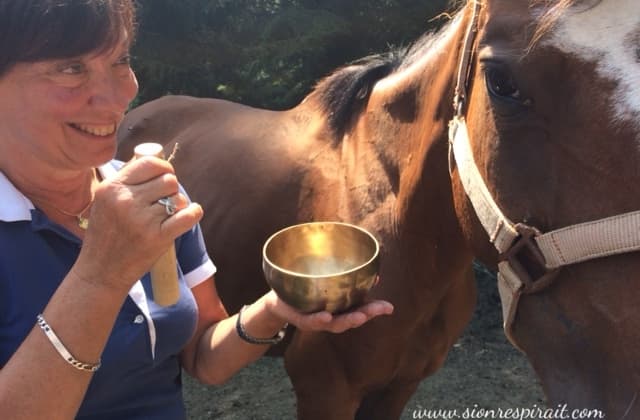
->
[52,196,94,230]
[42,168,97,230]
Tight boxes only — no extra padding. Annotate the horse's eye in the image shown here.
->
[485,67,521,101]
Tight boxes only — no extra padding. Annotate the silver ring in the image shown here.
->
[157,197,177,216]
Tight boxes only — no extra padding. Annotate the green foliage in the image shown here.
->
[132,0,451,109]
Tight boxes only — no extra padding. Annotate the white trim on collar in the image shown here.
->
[0,170,35,222]
[97,161,119,180]
[0,162,119,223]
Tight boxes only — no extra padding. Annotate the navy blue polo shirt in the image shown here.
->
[0,162,217,419]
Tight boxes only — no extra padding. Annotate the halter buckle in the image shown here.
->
[498,224,559,293]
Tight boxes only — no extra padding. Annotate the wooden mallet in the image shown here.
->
[134,142,180,306]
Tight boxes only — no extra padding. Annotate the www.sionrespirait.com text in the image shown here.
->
[411,404,605,420]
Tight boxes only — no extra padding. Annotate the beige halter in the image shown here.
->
[449,1,640,348]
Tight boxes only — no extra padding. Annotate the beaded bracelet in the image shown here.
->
[36,314,101,373]
[235,305,288,345]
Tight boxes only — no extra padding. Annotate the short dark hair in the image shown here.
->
[0,0,136,76]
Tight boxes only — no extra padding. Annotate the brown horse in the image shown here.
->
[118,0,640,418]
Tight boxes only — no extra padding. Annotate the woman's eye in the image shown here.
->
[58,62,85,75]
[485,67,521,100]
[115,54,131,66]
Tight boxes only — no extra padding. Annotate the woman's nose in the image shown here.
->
[88,69,138,111]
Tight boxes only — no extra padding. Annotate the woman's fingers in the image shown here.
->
[305,301,394,333]
[160,201,203,236]
[77,157,201,289]
[266,291,394,333]
[117,156,174,185]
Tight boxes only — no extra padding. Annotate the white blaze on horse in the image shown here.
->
[547,0,640,125]
[118,0,640,418]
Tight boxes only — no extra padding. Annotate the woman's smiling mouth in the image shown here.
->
[69,123,116,137]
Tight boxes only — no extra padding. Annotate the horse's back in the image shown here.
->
[118,95,288,160]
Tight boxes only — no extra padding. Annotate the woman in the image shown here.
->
[0,1,393,418]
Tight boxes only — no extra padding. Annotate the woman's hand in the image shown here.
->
[74,157,203,292]
[262,290,394,333]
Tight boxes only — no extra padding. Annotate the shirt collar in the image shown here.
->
[0,162,120,223]
[0,171,35,222]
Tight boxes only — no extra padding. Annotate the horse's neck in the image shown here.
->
[349,15,467,240]
[295,10,474,272]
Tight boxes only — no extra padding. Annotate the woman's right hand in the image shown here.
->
[73,157,203,293]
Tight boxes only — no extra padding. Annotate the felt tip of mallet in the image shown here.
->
[134,143,165,159]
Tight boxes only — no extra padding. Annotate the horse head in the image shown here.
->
[449,0,640,414]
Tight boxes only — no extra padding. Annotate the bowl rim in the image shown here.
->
[262,221,380,279]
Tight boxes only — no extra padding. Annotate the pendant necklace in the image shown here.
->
[45,168,96,230]
[53,197,94,230]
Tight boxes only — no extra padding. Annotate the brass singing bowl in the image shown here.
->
[262,222,380,313]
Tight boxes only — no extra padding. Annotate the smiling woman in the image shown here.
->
[0,2,393,419]
[0,1,139,223]
[0,1,204,417]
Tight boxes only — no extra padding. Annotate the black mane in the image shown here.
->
[311,26,446,137]
[312,51,404,137]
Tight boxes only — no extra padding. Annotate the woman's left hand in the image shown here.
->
[262,290,394,334]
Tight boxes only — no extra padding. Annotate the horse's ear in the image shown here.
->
[312,53,401,142]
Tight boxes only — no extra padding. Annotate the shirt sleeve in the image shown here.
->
[175,187,216,288]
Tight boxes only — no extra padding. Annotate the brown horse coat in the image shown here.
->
[117,18,476,419]
[119,0,640,417]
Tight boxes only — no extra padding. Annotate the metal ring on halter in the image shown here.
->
[156,197,177,216]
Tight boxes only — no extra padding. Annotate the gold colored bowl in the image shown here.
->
[262,222,380,313]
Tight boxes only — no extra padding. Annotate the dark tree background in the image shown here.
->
[132,0,452,109]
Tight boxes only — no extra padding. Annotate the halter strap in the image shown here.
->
[453,0,482,117]
[449,115,640,347]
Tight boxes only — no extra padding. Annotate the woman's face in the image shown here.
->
[0,34,138,171]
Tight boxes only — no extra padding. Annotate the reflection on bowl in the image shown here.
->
[262,222,380,313]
